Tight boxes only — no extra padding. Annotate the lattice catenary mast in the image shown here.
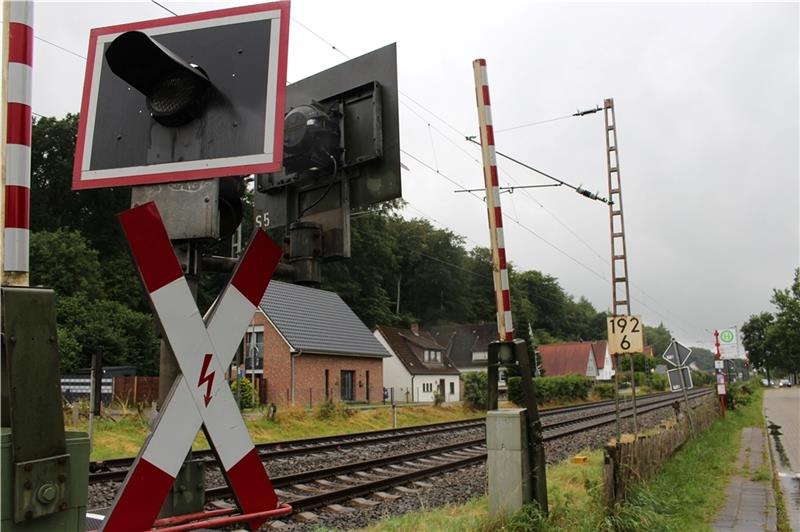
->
[604,98,639,434]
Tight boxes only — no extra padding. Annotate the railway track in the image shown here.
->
[87,388,711,529]
[202,388,711,512]
[88,388,697,484]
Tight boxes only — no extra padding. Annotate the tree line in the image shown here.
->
[28,114,698,375]
[740,269,800,382]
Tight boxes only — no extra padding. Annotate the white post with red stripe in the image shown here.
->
[102,202,282,532]
[473,58,513,341]
[2,0,33,283]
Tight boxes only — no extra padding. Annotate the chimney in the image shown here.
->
[410,322,419,335]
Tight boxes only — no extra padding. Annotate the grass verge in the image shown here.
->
[364,388,767,532]
[70,403,484,461]
[73,390,667,461]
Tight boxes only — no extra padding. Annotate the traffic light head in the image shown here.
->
[254,44,401,259]
[105,31,212,127]
[282,104,340,174]
[488,338,527,367]
[73,2,290,190]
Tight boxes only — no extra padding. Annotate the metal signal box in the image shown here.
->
[0,430,89,531]
[255,43,401,260]
[1,287,90,529]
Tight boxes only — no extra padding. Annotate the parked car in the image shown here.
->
[778,379,792,388]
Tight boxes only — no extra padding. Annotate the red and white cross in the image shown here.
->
[101,202,281,531]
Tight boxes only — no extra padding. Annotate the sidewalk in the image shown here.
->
[712,426,777,531]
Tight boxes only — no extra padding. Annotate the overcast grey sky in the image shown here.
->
[17,0,800,350]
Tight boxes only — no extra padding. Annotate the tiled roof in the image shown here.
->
[259,281,390,358]
[429,323,498,369]
[376,325,460,376]
[538,342,596,377]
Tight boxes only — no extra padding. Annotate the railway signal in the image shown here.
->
[254,43,401,278]
[102,202,285,531]
[73,2,290,190]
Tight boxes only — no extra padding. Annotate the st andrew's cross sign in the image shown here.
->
[101,203,283,531]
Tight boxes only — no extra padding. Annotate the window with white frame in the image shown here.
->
[472,351,488,362]
[423,349,442,363]
[423,382,433,393]
[245,327,264,370]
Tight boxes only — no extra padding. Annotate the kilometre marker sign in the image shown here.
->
[606,315,644,355]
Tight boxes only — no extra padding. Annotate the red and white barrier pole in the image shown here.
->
[473,58,513,341]
[2,0,33,285]
[714,329,726,419]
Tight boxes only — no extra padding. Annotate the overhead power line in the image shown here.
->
[465,136,611,205]
[35,36,86,60]
[33,6,699,340]
[150,0,178,16]
[494,106,602,134]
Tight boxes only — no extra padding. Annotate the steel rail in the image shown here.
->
[89,389,703,483]
[201,389,711,506]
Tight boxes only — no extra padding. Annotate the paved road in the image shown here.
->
[764,387,800,530]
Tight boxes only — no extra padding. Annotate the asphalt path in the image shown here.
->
[763,387,800,530]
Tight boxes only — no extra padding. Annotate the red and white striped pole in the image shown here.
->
[473,58,513,341]
[2,0,33,285]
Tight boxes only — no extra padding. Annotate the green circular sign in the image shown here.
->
[720,330,735,343]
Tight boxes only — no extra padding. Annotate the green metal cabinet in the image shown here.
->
[1,429,89,531]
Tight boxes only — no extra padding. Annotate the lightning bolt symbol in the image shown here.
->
[198,353,215,407]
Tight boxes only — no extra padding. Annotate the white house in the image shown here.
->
[374,324,461,403]
[592,340,616,381]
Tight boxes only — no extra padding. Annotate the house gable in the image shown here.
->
[375,325,459,376]
[539,342,598,378]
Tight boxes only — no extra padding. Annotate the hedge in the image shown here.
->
[507,375,593,406]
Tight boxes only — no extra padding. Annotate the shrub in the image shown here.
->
[433,390,445,407]
[230,377,256,409]
[508,375,593,406]
[315,398,353,420]
[594,383,615,399]
[728,381,754,406]
[648,373,668,391]
[462,372,488,409]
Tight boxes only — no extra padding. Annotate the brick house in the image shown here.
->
[538,341,599,379]
[374,324,461,403]
[243,281,390,406]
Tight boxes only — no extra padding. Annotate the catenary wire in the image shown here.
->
[34,3,701,340]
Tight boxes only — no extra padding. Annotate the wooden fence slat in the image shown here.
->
[603,396,718,508]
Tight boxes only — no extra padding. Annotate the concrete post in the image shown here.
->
[487,408,531,517]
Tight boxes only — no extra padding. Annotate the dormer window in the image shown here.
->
[424,349,442,363]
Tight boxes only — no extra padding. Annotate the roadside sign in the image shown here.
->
[606,315,644,355]
[73,2,290,190]
[716,373,726,384]
[718,328,736,344]
[715,359,724,370]
[668,367,693,392]
[717,384,727,395]
[662,339,692,367]
[102,202,282,531]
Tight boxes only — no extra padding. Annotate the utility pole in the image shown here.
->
[604,98,638,437]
